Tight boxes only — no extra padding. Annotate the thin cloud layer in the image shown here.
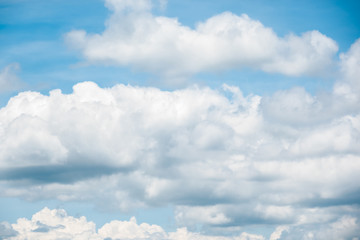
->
[65,0,338,79]
[0,64,23,94]
[0,38,359,237]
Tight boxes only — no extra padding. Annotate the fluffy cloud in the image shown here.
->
[0,73,359,238]
[2,208,265,240]
[9,208,97,240]
[0,63,23,94]
[65,0,338,79]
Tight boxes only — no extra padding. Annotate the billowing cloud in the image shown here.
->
[65,0,338,79]
[0,63,23,94]
[3,208,266,240]
[9,208,96,240]
[0,72,359,237]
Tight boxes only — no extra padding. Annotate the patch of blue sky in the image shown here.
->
[0,0,107,92]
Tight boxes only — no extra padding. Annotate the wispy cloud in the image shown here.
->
[0,63,24,94]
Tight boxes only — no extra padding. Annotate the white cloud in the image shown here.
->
[169,229,265,240]
[175,205,231,226]
[98,217,167,239]
[4,208,265,240]
[0,63,23,94]
[0,78,359,237]
[9,208,97,240]
[65,0,338,79]
[261,38,360,127]
[334,38,360,105]
[269,226,288,240]
[339,39,360,90]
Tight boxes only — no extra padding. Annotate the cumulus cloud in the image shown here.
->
[4,208,265,240]
[65,0,338,79]
[0,63,23,94]
[0,71,359,238]
[9,208,96,240]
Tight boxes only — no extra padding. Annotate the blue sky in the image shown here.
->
[0,0,360,239]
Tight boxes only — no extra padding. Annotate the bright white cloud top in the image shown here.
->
[66,0,338,78]
[1,0,360,239]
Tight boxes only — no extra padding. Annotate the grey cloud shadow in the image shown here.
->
[32,221,65,233]
[0,222,18,240]
[299,188,360,208]
[0,164,133,184]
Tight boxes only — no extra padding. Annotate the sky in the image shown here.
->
[0,0,360,239]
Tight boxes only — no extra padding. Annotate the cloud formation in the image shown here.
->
[65,0,338,79]
[2,208,265,240]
